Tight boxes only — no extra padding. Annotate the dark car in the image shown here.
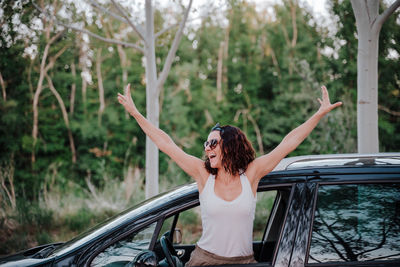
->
[1,153,400,267]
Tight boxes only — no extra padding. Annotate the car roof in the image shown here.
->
[272,153,400,171]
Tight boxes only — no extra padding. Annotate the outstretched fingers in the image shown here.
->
[318,85,342,113]
[117,92,126,102]
[117,84,132,104]
[332,101,343,109]
[124,83,131,97]
[321,86,330,102]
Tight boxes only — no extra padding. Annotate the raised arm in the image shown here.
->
[247,86,342,182]
[117,84,206,182]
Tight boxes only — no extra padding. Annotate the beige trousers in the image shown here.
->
[185,245,257,266]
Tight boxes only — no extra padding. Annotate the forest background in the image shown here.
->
[0,0,399,255]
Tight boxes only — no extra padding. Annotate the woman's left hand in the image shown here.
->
[317,86,342,115]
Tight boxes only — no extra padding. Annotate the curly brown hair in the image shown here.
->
[204,125,255,176]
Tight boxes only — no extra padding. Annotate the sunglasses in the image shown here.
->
[204,139,220,149]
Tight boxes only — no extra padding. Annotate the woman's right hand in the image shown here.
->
[117,84,138,116]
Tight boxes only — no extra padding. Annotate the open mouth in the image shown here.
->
[209,154,216,159]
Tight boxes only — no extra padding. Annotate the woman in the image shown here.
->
[117,84,342,266]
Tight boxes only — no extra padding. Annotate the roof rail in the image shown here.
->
[272,153,400,172]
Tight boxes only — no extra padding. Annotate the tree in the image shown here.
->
[350,0,400,153]
[35,0,194,197]
[31,0,76,164]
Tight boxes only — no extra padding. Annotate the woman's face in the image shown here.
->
[205,131,222,169]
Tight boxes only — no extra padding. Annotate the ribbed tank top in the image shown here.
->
[197,173,257,257]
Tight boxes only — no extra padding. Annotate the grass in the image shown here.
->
[0,164,146,256]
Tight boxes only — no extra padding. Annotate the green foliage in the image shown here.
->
[0,232,31,256]
[16,201,54,230]
[65,207,95,232]
[179,209,199,226]
[36,231,53,246]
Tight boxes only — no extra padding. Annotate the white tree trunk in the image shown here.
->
[144,0,159,198]
[70,62,76,115]
[351,0,380,153]
[96,47,105,125]
[351,0,400,153]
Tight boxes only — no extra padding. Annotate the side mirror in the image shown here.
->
[125,250,158,267]
[173,229,182,244]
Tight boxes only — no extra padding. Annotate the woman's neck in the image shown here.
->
[216,169,239,184]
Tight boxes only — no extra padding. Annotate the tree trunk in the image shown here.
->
[117,44,128,85]
[46,74,77,163]
[78,34,89,114]
[0,71,6,101]
[117,44,130,119]
[96,47,105,125]
[351,0,400,153]
[351,0,379,153]
[216,41,224,102]
[144,0,159,198]
[70,62,76,115]
[32,45,50,163]
[32,32,66,163]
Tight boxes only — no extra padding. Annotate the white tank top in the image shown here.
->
[197,173,257,257]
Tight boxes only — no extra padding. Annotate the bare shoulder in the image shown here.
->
[246,154,276,183]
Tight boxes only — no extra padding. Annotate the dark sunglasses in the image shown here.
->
[204,138,220,149]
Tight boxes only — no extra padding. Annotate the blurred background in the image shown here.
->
[0,0,399,255]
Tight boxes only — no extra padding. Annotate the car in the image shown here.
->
[1,153,400,267]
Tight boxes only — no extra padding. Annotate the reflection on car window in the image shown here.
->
[308,184,400,264]
[91,222,157,267]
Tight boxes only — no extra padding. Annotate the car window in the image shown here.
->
[90,221,157,267]
[175,206,202,244]
[258,188,291,263]
[254,190,277,241]
[308,183,400,264]
[158,215,175,241]
[157,206,202,245]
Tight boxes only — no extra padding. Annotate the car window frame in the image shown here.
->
[255,184,295,266]
[305,179,400,267]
